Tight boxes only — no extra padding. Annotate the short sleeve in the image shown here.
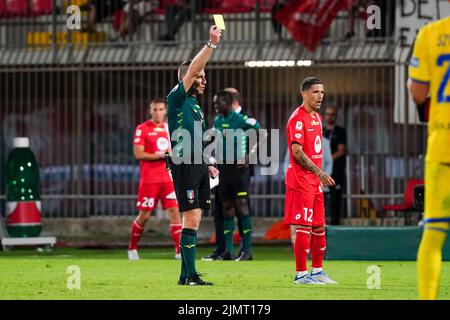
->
[409,26,430,84]
[133,126,145,146]
[167,81,187,109]
[289,118,304,146]
[242,115,260,130]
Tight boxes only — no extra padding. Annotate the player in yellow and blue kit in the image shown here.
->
[408,16,450,300]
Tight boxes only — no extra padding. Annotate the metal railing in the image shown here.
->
[0,61,426,220]
[0,1,424,223]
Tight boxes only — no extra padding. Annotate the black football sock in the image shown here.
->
[180,228,197,277]
[223,218,235,254]
[241,216,252,253]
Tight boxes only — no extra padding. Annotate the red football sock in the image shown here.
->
[294,227,311,272]
[170,223,182,254]
[128,220,144,250]
[310,230,326,269]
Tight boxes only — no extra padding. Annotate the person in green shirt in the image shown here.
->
[212,90,260,261]
[166,25,221,286]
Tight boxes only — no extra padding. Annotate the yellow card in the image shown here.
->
[213,14,226,30]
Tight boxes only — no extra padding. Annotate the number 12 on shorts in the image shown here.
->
[303,208,313,223]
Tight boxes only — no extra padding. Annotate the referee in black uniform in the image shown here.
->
[202,87,258,261]
[167,25,222,286]
[212,90,260,261]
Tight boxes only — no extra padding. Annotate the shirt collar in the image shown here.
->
[222,111,233,120]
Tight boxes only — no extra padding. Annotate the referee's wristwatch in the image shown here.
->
[206,40,218,49]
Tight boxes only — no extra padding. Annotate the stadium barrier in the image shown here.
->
[326,226,450,261]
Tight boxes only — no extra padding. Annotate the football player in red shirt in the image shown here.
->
[128,99,182,260]
[285,77,337,285]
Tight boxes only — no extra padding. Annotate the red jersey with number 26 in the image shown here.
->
[134,120,172,184]
[285,105,323,193]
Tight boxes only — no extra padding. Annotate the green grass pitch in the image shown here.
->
[1,245,450,300]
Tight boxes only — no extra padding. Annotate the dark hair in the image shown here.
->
[224,87,241,104]
[178,60,192,81]
[231,91,241,104]
[300,77,323,92]
[214,90,233,106]
[150,99,166,108]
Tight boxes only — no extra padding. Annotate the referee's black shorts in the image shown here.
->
[171,163,211,212]
[217,164,250,202]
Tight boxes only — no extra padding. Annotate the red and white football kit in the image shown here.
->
[285,105,324,227]
[133,120,178,211]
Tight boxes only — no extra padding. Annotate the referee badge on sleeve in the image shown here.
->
[245,118,257,126]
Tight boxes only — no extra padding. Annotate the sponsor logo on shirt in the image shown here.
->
[295,133,302,139]
[311,120,320,126]
[135,129,142,136]
[157,137,170,151]
[148,132,157,136]
[308,128,314,132]
[296,121,303,130]
[314,135,322,153]
[154,127,165,132]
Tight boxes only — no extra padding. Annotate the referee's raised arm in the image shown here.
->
[167,24,223,287]
[180,25,222,90]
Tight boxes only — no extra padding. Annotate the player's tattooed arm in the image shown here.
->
[291,143,335,187]
[292,144,321,175]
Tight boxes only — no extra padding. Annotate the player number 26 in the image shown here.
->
[142,197,155,208]
[303,208,313,222]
